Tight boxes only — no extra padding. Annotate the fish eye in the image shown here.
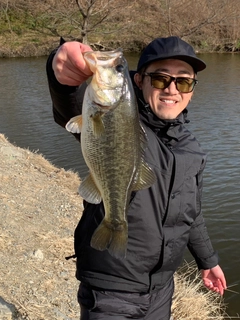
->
[116,64,124,73]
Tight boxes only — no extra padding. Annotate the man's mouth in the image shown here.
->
[160,99,177,104]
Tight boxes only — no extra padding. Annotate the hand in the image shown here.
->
[201,265,227,296]
[52,41,93,86]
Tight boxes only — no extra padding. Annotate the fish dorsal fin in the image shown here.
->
[140,123,148,152]
[132,123,156,190]
[65,115,82,134]
[132,159,156,191]
[78,174,102,204]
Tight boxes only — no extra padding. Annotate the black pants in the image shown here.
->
[78,278,174,320]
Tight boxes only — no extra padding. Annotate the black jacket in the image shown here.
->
[46,51,218,293]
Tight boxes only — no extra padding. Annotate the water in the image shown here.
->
[0,56,88,175]
[0,53,239,317]
[185,53,240,316]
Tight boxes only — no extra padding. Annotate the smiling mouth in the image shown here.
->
[160,99,177,104]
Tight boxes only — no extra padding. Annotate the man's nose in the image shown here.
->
[164,80,178,94]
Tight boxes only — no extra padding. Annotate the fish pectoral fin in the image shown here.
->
[91,220,128,259]
[90,111,105,137]
[65,115,82,134]
[78,174,102,204]
[132,159,156,191]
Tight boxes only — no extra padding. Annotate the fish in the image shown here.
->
[65,48,156,259]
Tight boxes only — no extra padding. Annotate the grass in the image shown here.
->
[172,261,231,320]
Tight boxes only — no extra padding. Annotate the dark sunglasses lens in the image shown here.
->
[149,73,196,93]
[176,79,195,93]
[151,75,171,90]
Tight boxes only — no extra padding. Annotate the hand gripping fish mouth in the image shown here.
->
[85,51,126,111]
[66,49,156,259]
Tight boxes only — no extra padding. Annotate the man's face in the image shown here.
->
[134,59,195,120]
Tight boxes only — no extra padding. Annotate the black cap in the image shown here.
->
[137,36,206,73]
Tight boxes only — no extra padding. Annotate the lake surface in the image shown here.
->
[0,53,239,317]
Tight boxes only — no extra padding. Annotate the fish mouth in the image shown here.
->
[93,101,114,112]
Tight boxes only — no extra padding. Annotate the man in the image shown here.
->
[46,36,227,320]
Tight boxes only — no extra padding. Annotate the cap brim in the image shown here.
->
[169,55,206,72]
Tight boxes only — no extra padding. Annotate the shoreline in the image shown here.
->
[1,34,240,59]
[0,133,228,319]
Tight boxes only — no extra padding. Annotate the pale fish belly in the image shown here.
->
[81,99,140,259]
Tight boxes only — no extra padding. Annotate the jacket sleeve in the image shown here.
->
[46,47,88,141]
[187,164,219,270]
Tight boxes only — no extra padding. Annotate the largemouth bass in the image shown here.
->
[66,49,156,259]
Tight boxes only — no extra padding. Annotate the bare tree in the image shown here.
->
[74,0,106,43]
[130,0,240,51]
[1,0,240,52]
[73,0,134,44]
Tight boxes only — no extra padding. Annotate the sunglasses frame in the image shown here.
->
[144,72,198,93]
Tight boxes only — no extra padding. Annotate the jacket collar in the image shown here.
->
[138,100,189,143]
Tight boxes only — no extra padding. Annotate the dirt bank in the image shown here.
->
[0,134,227,320]
[0,33,59,58]
[0,134,82,319]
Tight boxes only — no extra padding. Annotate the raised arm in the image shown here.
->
[46,41,93,136]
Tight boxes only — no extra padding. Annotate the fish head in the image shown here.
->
[83,49,128,111]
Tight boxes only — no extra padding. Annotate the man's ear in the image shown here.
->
[134,72,142,90]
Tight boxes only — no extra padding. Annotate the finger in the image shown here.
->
[52,43,93,85]
[216,280,224,296]
[53,55,91,86]
[69,43,93,76]
[203,279,221,294]
[62,64,90,85]
[203,278,213,288]
[212,280,224,296]
[220,275,227,290]
[67,61,92,81]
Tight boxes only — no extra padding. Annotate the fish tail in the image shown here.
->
[108,222,128,259]
[90,220,113,252]
[90,220,128,259]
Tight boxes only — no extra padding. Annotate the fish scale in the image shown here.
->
[66,49,156,259]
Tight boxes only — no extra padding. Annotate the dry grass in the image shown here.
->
[172,261,230,320]
[0,133,230,319]
[0,33,59,57]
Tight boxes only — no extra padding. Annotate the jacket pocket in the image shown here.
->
[78,283,151,317]
[179,173,200,223]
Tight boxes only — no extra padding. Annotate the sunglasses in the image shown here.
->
[144,72,198,93]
